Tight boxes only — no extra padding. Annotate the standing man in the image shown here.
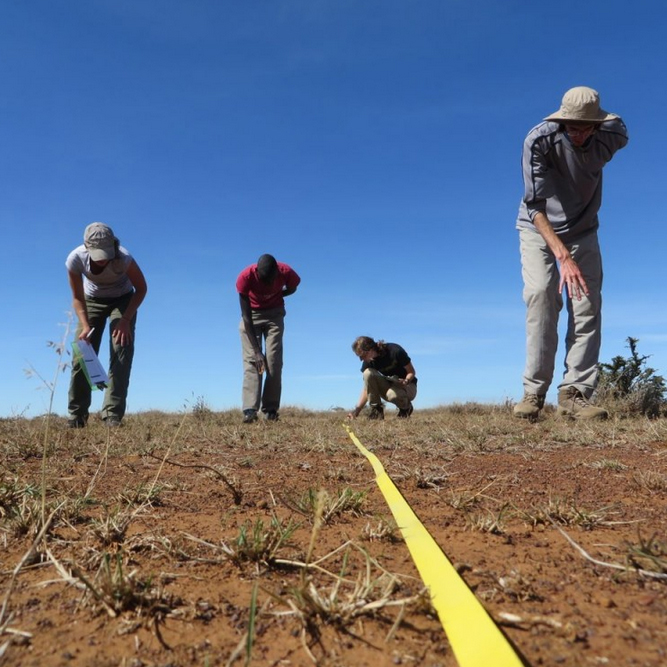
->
[237,254,300,423]
[348,336,417,420]
[514,86,628,420]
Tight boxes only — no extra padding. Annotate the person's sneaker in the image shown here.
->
[397,403,414,419]
[513,393,545,419]
[265,411,280,422]
[104,416,123,427]
[368,404,384,420]
[557,387,608,420]
[67,416,87,429]
[242,410,258,424]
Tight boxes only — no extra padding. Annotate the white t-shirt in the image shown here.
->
[66,245,134,298]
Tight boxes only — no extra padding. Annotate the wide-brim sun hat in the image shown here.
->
[84,222,116,261]
[544,86,617,124]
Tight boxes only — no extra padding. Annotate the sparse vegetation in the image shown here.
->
[465,503,512,534]
[518,496,613,530]
[625,533,667,574]
[597,337,667,417]
[360,517,401,543]
[286,487,368,524]
[222,515,300,567]
[1,405,667,667]
[586,458,629,471]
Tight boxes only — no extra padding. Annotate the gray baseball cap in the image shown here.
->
[84,222,116,261]
[544,86,617,124]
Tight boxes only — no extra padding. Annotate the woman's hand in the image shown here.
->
[112,318,133,346]
[78,326,93,341]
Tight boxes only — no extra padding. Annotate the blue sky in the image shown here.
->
[2,0,666,417]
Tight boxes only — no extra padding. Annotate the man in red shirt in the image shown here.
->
[236,254,301,423]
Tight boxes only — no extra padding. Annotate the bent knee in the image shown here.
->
[385,389,399,403]
[524,285,561,309]
[362,368,380,382]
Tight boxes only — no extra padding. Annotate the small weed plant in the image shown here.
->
[292,487,367,524]
[625,533,667,574]
[224,515,299,567]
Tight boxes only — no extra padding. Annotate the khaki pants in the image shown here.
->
[239,307,285,413]
[68,291,136,421]
[363,369,417,410]
[519,228,602,398]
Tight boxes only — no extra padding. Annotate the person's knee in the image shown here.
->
[524,285,561,311]
[578,288,602,315]
[362,368,380,383]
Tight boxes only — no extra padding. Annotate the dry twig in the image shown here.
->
[553,522,667,580]
[146,452,242,504]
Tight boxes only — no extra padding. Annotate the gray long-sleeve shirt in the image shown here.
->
[516,118,628,243]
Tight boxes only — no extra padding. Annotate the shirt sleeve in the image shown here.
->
[394,347,410,367]
[65,247,84,274]
[236,268,251,295]
[596,117,629,161]
[522,129,555,221]
[283,266,301,290]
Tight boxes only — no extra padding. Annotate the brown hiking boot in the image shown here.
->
[557,387,608,420]
[513,393,545,419]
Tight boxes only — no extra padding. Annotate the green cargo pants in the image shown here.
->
[68,291,136,421]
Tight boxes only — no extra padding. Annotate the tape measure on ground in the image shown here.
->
[344,425,524,667]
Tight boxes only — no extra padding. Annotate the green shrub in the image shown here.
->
[597,337,666,417]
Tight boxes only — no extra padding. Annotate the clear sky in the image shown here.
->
[2,0,666,418]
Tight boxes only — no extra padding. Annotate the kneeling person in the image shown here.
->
[348,336,417,420]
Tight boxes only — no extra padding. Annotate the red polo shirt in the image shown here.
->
[236,262,301,310]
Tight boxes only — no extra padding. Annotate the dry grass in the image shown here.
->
[1,405,667,666]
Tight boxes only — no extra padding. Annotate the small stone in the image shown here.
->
[636,594,655,606]
[598,597,616,608]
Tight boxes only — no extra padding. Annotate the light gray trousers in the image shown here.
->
[364,369,417,410]
[519,228,603,399]
[239,307,285,413]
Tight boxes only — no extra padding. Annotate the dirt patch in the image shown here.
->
[1,407,666,666]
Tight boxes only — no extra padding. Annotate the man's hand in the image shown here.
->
[559,255,589,301]
[254,351,266,374]
[532,212,590,302]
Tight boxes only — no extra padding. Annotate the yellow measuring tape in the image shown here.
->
[345,425,524,667]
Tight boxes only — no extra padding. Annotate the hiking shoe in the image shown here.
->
[513,393,545,419]
[67,416,87,429]
[242,410,258,424]
[265,411,280,422]
[368,404,384,420]
[104,416,123,427]
[557,387,608,420]
[397,403,414,419]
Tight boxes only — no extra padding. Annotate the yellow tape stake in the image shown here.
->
[345,425,524,667]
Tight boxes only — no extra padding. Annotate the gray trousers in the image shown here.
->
[239,307,285,413]
[364,369,417,410]
[519,228,602,398]
[68,291,136,420]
